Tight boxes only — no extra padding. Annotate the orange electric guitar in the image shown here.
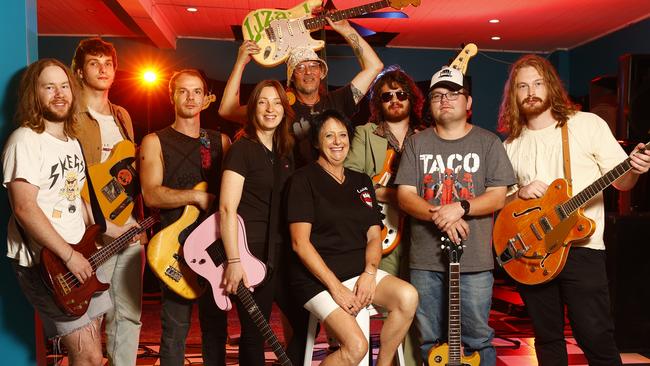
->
[242,0,421,67]
[373,148,403,255]
[146,182,208,299]
[493,141,649,285]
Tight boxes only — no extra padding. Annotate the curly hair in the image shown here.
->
[497,54,577,141]
[369,66,424,127]
[15,58,79,137]
[71,37,117,75]
[237,80,295,158]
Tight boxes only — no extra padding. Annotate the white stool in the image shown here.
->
[303,304,405,366]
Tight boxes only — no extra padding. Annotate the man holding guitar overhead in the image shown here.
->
[497,54,650,366]
[2,59,137,366]
[345,66,424,366]
[71,37,145,366]
[219,15,383,167]
[139,69,231,366]
[396,65,515,366]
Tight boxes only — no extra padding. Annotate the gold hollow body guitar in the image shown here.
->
[242,0,421,67]
[147,182,208,299]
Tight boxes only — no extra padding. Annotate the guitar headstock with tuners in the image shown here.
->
[388,0,422,10]
[202,93,216,111]
[449,43,478,75]
[441,236,465,264]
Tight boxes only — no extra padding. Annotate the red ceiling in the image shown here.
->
[38,0,650,52]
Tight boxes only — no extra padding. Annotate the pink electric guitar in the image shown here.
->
[183,213,292,366]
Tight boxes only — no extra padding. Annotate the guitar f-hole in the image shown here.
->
[512,206,541,218]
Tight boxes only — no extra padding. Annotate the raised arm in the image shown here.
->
[218,40,260,124]
[326,17,383,103]
[139,133,214,211]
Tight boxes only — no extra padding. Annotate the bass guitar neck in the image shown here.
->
[40,217,157,317]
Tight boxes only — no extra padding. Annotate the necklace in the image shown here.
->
[318,162,345,184]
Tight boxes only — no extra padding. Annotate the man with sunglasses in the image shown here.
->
[345,66,425,365]
[395,66,515,365]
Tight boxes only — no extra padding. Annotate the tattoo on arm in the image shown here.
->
[351,84,365,104]
[347,33,364,65]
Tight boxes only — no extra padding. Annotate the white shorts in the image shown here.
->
[304,269,390,321]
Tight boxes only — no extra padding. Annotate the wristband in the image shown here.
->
[64,248,74,264]
[227,257,241,264]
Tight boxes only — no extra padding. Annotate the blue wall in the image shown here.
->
[1,1,39,365]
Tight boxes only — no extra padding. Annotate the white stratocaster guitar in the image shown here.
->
[242,0,421,67]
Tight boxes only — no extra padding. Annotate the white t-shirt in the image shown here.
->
[88,107,122,163]
[504,111,629,250]
[2,127,87,266]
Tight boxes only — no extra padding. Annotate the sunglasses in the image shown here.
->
[379,91,409,103]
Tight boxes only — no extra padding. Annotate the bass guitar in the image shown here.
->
[428,237,480,366]
[80,140,138,225]
[184,213,292,365]
[40,217,157,317]
[493,140,649,285]
[147,182,207,299]
[372,148,403,255]
[242,0,420,67]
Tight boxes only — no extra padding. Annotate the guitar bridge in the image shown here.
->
[56,274,72,295]
[496,233,529,266]
[164,266,183,282]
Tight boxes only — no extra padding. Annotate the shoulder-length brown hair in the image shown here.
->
[369,67,424,127]
[15,58,79,138]
[237,80,294,158]
[497,54,577,141]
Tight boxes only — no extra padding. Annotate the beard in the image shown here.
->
[383,103,410,122]
[42,101,72,122]
[518,96,551,117]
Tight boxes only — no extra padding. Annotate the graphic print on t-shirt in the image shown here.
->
[357,186,374,208]
[50,154,85,218]
[420,152,478,205]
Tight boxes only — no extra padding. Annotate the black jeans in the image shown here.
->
[159,284,227,366]
[234,248,308,366]
[518,247,622,366]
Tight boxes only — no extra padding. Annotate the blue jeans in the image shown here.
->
[410,269,496,366]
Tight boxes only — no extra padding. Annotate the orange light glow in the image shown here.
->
[143,70,157,84]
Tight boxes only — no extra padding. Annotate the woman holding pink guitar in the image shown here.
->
[286,109,419,366]
[219,79,305,365]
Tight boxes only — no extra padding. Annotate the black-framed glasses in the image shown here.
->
[430,91,466,103]
[380,91,409,103]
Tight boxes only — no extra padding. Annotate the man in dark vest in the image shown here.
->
[140,69,231,366]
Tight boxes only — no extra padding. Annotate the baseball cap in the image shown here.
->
[286,47,328,87]
[429,66,467,93]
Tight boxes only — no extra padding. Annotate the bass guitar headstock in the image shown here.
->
[449,43,478,75]
[388,0,421,10]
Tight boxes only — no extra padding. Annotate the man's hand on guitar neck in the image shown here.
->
[517,180,548,200]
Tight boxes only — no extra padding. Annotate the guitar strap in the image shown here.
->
[109,103,133,143]
[77,140,108,233]
[561,123,573,194]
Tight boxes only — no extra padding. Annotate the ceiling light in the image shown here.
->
[489,19,500,24]
[186,7,198,12]
[491,36,501,40]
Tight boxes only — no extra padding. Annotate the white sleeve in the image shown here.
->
[2,129,42,187]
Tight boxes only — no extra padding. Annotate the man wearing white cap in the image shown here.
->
[394,66,515,365]
[220,17,383,167]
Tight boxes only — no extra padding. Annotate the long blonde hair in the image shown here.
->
[15,58,79,137]
[497,54,577,141]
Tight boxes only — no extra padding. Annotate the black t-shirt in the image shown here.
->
[286,162,381,305]
[291,85,358,167]
[222,136,293,263]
